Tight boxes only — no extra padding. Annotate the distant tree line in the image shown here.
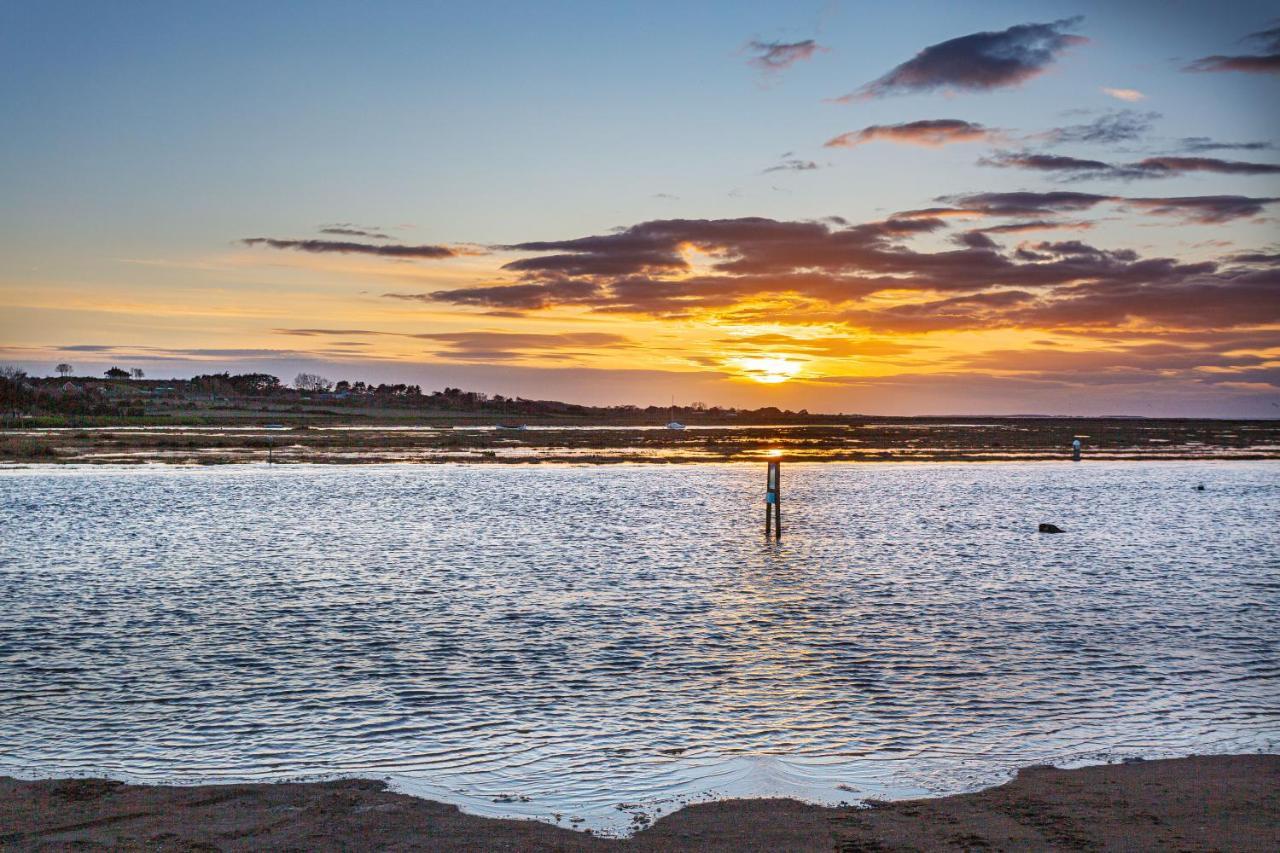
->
[0,365,813,421]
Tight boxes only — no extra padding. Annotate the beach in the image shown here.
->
[4,755,1277,851]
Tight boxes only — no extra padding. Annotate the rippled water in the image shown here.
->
[2,462,1277,834]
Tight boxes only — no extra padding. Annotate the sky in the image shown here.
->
[2,0,1278,415]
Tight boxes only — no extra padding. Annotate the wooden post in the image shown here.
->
[268,434,274,465]
[765,459,782,540]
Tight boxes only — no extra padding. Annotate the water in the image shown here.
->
[1,462,1277,834]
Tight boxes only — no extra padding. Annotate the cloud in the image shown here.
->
[270,327,634,363]
[955,343,1270,374]
[1003,268,1280,329]
[746,39,824,73]
[1038,109,1160,145]
[388,279,603,311]
[888,207,987,221]
[825,119,997,148]
[318,227,393,240]
[1128,156,1280,176]
[402,213,1280,340]
[835,18,1086,101]
[936,191,1112,216]
[414,331,633,361]
[1185,25,1280,74]
[1120,195,1280,224]
[1101,87,1145,102]
[717,333,924,358]
[763,158,822,173]
[975,220,1094,234]
[241,238,458,259]
[979,151,1112,174]
[978,151,1280,181]
[1179,137,1275,153]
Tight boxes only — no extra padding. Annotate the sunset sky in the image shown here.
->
[2,0,1278,415]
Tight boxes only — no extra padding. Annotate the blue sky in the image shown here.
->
[2,1,1278,414]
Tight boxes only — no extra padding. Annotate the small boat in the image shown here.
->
[665,398,684,430]
[495,423,528,431]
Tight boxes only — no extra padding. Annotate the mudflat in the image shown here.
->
[5,418,1280,465]
[2,754,1276,851]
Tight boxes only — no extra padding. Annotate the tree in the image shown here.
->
[104,367,130,379]
[130,368,145,380]
[0,366,31,421]
[230,373,280,394]
[56,363,73,378]
[294,372,333,392]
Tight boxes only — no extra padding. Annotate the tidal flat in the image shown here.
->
[3,417,1279,465]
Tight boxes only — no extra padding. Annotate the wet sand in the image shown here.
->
[3,755,1276,851]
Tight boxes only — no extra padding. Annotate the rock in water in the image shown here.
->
[1038,523,1064,533]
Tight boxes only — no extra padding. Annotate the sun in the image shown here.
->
[731,356,804,384]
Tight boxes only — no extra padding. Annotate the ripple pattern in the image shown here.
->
[1,462,1277,833]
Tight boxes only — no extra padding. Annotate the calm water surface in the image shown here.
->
[1,462,1277,833]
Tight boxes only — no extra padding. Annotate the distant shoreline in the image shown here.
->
[3,755,1276,850]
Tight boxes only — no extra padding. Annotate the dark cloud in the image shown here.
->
[1121,195,1280,224]
[1184,25,1280,74]
[400,213,1280,340]
[1005,267,1280,329]
[389,278,603,311]
[842,290,1041,334]
[835,18,1086,102]
[1179,137,1275,153]
[319,227,393,240]
[1226,251,1280,266]
[937,191,1112,216]
[746,39,824,72]
[979,151,1112,173]
[242,238,457,259]
[1127,156,1280,176]
[947,191,1274,223]
[1039,109,1160,145]
[953,230,1000,249]
[825,119,996,148]
[763,158,822,173]
[1027,240,1138,261]
[978,151,1280,180]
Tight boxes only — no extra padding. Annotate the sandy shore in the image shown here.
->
[2,755,1276,851]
